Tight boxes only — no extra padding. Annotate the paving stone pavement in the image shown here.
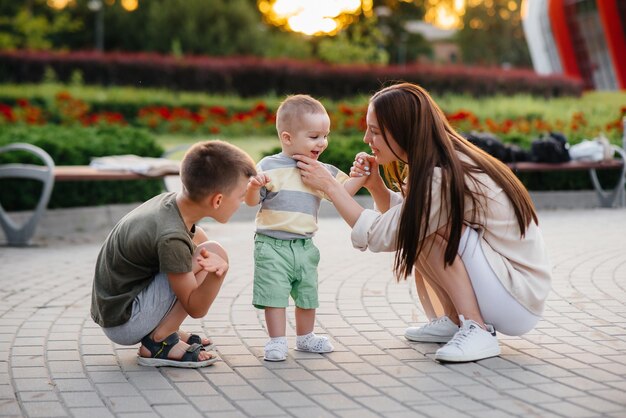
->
[1,206,626,417]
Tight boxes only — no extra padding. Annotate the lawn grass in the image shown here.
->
[157,134,278,161]
[435,91,626,123]
[6,83,623,124]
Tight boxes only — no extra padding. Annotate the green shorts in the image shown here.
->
[253,234,320,309]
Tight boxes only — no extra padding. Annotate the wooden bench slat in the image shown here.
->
[53,166,179,181]
[507,160,624,172]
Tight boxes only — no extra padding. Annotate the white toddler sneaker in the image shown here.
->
[264,337,288,361]
[295,332,334,353]
[404,316,459,343]
[435,315,500,363]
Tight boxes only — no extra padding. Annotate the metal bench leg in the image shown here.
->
[0,143,55,246]
[589,145,626,208]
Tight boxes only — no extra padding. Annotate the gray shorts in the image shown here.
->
[102,272,177,345]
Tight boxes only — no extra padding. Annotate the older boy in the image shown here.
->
[91,140,256,368]
[245,95,365,361]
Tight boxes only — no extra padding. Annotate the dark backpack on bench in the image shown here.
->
[531,132,571,163]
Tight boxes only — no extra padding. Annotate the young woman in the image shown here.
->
[294,83,552,363]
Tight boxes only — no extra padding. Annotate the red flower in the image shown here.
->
[253,102,268,113]
[233,112,249,121]
[209,106,228,116]
[191,113,204,124]
[339,104,354,116]
[0,104,15,122]
[157,107,172,120]
[54,92,72,101]
[447,110,473,121]
[16,98,30,107]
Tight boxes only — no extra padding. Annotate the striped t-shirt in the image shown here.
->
[255,153,349,239]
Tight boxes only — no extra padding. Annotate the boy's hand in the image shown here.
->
[196,248,228,277]
[247,173,271,189]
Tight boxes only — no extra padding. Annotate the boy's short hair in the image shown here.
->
[181,140,256,202]
[276,94,327,135]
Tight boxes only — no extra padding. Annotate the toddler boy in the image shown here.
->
[245,95,365,361]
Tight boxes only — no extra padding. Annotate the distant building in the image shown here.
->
[522,0,626,90]
[405,21,460,64]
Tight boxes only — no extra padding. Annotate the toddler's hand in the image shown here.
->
[196,249,228,277]
[248,173,271,189]
[350,152,373,178]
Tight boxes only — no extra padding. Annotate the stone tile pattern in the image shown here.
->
[1,208,625,417]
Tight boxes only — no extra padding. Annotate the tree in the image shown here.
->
[317,16,389,65]
[108,0,266,56]
[0,0,82,50]
[456,0,531,67]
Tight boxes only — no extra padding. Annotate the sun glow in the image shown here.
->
[424,0,466,30]
[257,0,373,36]
[47,0,74,9]
[47,0,137,11]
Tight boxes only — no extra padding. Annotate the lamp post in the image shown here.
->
[87,0,104,51]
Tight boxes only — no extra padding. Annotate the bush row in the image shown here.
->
[0,125,164,210]
[309,135,621,193]
[0,51,583,99]
[1,125,616,211]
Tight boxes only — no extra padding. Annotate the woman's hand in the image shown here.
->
[294,154,366,227]
[293,154,338,194]
[350,152,383,191]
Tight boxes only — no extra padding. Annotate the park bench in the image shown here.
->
[2,142,626,246]
[0,143,181,246]
[506,144,626,209]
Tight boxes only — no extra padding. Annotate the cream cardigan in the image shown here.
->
[351,167,552,317]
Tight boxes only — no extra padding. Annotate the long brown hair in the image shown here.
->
[370,83,538,279]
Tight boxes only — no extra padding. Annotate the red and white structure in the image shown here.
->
[522,0,626,90]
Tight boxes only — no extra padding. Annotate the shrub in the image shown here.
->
[0,125,164,210]
[0,50,583,99]
[262,134,621,193]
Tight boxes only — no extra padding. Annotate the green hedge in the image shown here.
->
[264,135,368,174]
[272,135,622,192]
[0,125,164,210]
[0,51,583,99]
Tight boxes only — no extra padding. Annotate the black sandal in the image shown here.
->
[186,333,214,349]
[137,332,217,368]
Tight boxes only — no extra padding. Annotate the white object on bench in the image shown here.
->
[0,143,183,246]
[89,154,180,177]
[507,145,626,208]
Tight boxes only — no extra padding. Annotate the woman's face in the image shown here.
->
[363,104,407,164]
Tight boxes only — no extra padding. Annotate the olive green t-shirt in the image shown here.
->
[91,192,196,328]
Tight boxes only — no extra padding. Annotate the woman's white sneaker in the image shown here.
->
[404,316,460,343]
[435,316,500,362]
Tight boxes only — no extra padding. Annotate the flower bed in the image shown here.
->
[1,91,623,146]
